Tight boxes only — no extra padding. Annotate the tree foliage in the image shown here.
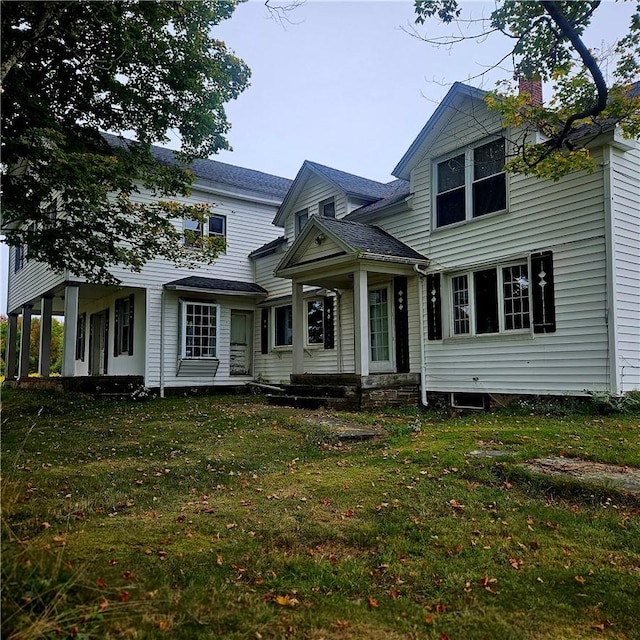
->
[0,314,64,374]
[414,0,640,179]
[1,0,250,284]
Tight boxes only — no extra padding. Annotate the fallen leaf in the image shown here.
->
[332,620,351,629]
[424,614,434,624]
[119,590,130,602]
[96,578,108,588]
[98,598,109,613]
[574,575,586,584]
[368,597,379,609]
[275,594,299,607]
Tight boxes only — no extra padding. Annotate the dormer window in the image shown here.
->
[320,197,335,219]
[435,137,506,228]
[295,208,309,235]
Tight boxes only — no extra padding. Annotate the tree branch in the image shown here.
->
[0,2,68,85]
[541,0,608,147]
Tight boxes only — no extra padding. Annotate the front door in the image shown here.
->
[89,310,109,375]
[368,286,394,373]
[230,311,252,376]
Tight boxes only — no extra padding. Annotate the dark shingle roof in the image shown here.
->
[102,133,292,199]
[248,236,287,259]
[306,161,397,200]
[346,180,411,221]
[318,217,427,261]
[164,276,267,294]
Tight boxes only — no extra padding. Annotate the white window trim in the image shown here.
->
[319,197,336,219]
[305,298,325,348]
[180,300,220,359]
[273,304,293,350]
[432,135,508,230]
[445,259,532,339]
[295,208,309,236]
[184,214,227,245]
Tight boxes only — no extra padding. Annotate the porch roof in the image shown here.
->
[275,216,428,282]
[164,276,267,297]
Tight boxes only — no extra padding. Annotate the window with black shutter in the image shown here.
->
[426,273,443,341]
[114,294,135,356]
[531,251,556,333]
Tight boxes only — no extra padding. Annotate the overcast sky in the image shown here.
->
[1,0,635,314]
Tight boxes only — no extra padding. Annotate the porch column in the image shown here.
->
[38,295,54,377]
[62,284,79,377]
[4,313,19,379]
[18,304,33,379]
[353,268,369,376]
[292,281,305,375]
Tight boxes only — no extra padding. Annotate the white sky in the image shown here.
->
[1,0,635,314]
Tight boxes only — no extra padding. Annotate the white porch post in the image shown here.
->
[38,295,54,377]
[18,304,33,379]
[353,268,369,376]
[292,281,305,375]
[5,313,19,379]
[62,284,79,377]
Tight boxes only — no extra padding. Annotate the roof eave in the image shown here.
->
[393,82,487,180]
[163,284,267,297]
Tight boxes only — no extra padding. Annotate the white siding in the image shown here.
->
[283,174,346,240]
[611,143,640,393]
[407,126,614,395]
[7,248,66,314]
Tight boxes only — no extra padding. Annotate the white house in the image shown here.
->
[4,144,292,394]
[4,81,639,406]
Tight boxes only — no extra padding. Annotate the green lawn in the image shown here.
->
[1,389,639,639]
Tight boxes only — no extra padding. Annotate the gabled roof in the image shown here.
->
[248,236,287,260]
[393,82,488,180]
[346,179,411,222]
[102,133,292,200]
[164,276,267,296]
[273,160,399,226]
[275,216,428,276]
[318,218,426,261]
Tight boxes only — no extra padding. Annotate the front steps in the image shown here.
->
[266,373,421,410]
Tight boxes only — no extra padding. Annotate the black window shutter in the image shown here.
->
[531,251,556,333]
[114,299,120,357]
[103,309,109,372]
[261,308,269,354]
[426,273,442,341]
[393,276,410,372]
[128,294,135,355]
[323,296,335,350]
[88,315,94,375]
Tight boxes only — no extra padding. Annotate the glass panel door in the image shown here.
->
[369,287,393,372]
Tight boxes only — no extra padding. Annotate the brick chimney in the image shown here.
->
[518,77,543,107]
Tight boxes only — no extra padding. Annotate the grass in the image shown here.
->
[1,388,639,639]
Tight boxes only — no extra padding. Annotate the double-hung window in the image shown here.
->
[295,209,309,236]
[306,299,324,345]
[114,294,135,356]
[320,197,335,219]
[435,137,506,228]
[184,214,226,246]
[275,305,293,347]
[181,301,219,358]
[450,262,530,336]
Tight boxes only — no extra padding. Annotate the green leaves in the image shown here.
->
[1,1,248,284]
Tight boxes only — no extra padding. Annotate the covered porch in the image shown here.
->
[272,216,429,407]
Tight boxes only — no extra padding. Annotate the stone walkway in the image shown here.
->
[522,456,640,494]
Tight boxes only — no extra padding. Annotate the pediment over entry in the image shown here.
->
[275,216,429,281]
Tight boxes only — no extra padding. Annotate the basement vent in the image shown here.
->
[451,393,486,410]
